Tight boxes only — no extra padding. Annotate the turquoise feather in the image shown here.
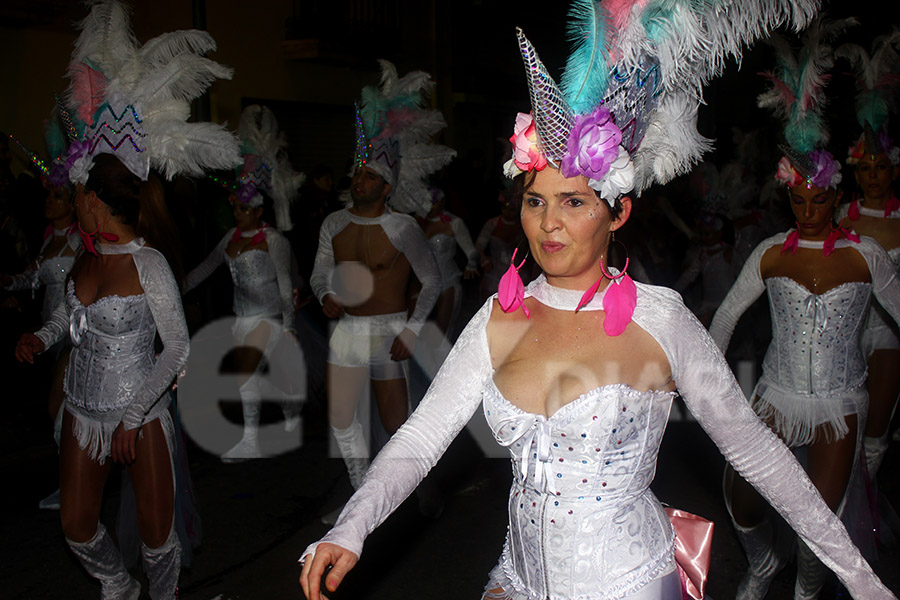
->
[561,0,613,114]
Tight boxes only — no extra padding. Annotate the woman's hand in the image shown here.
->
[14,333,45,364]
[299,543,358,600]
[111,422,140,464]
[321,293,345,319]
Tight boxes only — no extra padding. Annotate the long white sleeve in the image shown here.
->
[642,286,894,599]
[859,236,900,328]
[266,231,297,332]
[450,215,479,270]
[708,236,772,353]
[310,213,339,303]
[383,215,441,335]
[182,231,230,294]
[5,261,39,293]
[475,218,496,253]
[34,298,71,350]
[302,299,494,560]
[120,248,190,430]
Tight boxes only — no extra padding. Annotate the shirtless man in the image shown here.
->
[310,143,440,501]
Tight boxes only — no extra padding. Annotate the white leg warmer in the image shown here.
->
[141,525,181,600]
[332,420,370,489]
[67,524,140,600]
[221,377,263,462]
[794,540,828,600]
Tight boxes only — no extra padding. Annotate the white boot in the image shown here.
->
[141,526,181,600]
[332,420,370,489]
[322,421,371,525]
[222,378,263,462]
[794,540,828,600]
[67,524,140,600]
[733,518,789,600]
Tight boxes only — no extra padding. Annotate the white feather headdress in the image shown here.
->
[506,0,819,199]
[64,0,241,184]
[354,60,456,216]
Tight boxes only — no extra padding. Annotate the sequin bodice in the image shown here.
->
[484,381,676,597]
[428,233,461,287]
[226,249,281,318]
[309,273,895,599]
[64,280,156,413]
[34,239,189,430]
[762,278,872,396]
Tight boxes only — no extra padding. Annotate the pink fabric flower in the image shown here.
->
[560,107,622,182]
[509,113,548,173]
[775,156,803,188]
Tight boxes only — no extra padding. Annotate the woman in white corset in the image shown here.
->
[183,187,299,461]
[710,23,900,599]
[300,13,895,600]
[15,154,189,599]
[419,188,480,337]
[2,167,80,509]
[836,131,900,478]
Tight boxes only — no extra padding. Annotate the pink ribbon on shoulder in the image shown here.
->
[665,508,714,600]
[781,229,800,255]
[824,225,860,257]
[886,195,900,216]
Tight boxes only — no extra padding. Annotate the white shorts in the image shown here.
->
[328,312,407,380]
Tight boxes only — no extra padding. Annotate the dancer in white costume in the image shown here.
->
[710,19,895,600]
[420,188,479,337]
[311,61,448,502]
[833,30,900,478]
[301,4,894,599]
[2,135,81,509]
[14,3,239,598]
[184,105,304,462]
[477,191,525,299]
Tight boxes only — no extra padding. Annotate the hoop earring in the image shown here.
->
[599,237,630,281]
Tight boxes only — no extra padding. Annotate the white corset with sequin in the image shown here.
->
[307,272,895,599]
[227,249,282,318]
[484,380,676,598]
[761,278,872,398]
[34,238,189,432]
[63,280,157,415]
[5,231,80,321]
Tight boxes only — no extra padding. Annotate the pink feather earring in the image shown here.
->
[498,247,530,318]
[575,236,636,336]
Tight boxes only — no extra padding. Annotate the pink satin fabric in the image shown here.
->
[664,507,714,600]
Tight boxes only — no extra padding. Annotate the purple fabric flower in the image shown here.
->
[65,139,91,171]
[237,182,258,204]
[809,149,841,189]
[46,162,70,188]
[560,107,623,181]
